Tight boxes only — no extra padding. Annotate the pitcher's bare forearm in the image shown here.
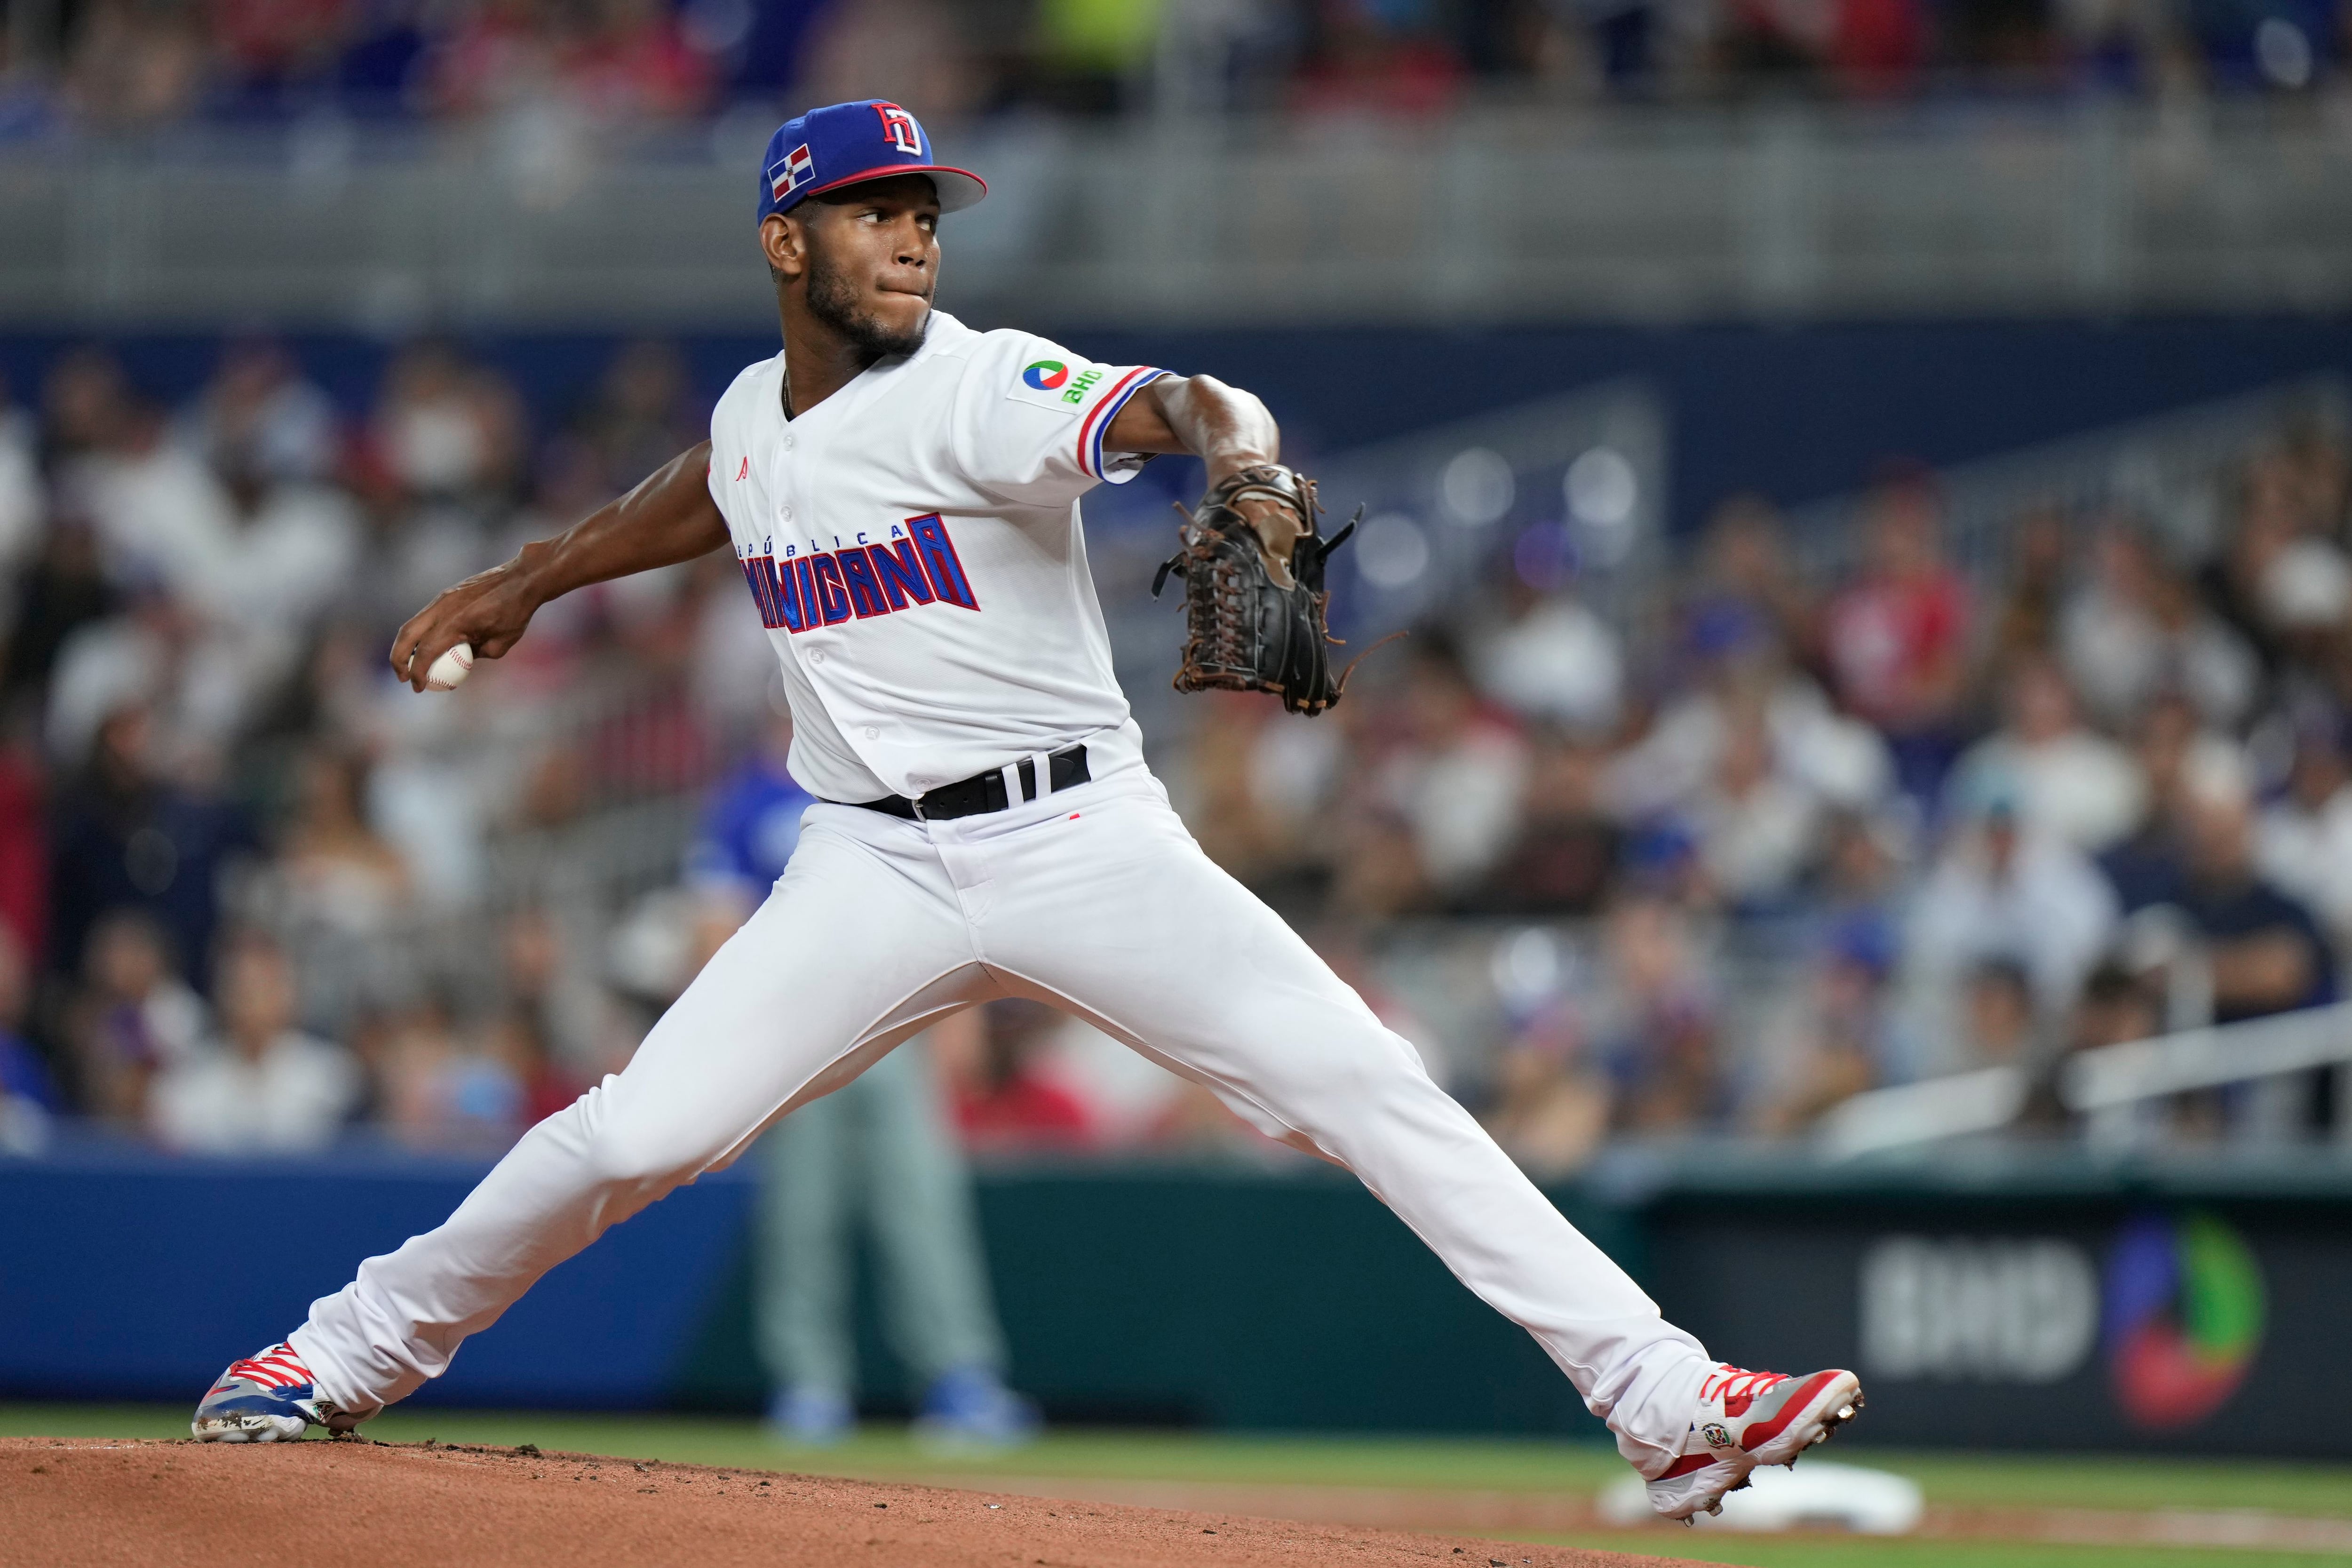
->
[518,441,733,602]
[1104,374,1279,486]
[1107,373,1305,574]
[388,442,731,690]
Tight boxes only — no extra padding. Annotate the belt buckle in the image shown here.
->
[910,791,929,821]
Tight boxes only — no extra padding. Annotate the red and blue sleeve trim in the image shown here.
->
[1077,366,1167,480]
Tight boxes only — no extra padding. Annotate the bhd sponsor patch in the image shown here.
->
[1005,357,1105,414]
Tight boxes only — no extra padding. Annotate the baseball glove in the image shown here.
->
[1151,463,1362,716]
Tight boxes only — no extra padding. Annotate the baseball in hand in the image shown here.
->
[423,642,475,692]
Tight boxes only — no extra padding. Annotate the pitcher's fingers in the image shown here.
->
[392,629,445,692]
[389,621,425,685]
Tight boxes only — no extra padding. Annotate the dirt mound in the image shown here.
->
[0,1436,1725,1568]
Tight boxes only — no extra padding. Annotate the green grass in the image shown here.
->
[9,1405,2352,1568]
[1826,1450,2352,1518]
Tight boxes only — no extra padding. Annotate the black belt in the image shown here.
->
[841,744,1091,821]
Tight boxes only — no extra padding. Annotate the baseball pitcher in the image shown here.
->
[192,99,1860,1520]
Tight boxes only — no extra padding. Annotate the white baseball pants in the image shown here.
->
[291,759,1712,1472]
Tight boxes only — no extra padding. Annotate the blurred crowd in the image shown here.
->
[0,334,758,1155]
[0,332,2347,1173]
[1171,433,2352,1170]
[0,0,2340,137]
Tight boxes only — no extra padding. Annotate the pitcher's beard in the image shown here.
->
[806,256,929,360]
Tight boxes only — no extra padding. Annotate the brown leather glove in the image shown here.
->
[1152,463,1361,716]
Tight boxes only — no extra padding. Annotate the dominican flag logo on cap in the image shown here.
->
[769,143,815,204]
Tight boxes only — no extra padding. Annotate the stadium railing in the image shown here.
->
[1820,998,2352,1158]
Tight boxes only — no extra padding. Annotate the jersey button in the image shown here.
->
[781,505,794,522]
[864,726,879,739]
[784,434,796,451]
[809,651,825,664]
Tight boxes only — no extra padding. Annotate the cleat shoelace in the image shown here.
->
[219,1345,312,1393]
[1700,1366,1788,1406]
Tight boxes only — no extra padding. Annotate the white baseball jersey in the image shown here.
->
[706,311,1165,803]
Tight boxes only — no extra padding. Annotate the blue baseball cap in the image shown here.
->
[757,100,986,224]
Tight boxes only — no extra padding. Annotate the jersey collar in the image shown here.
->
[777,310,966,426]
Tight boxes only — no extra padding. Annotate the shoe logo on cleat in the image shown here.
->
[1700,1421,1735,1449]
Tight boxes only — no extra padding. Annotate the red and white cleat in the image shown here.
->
[191,1341,359,1443]
[1643,1364,1865,1521]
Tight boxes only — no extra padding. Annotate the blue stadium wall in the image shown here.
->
[5,1145,2350,1457]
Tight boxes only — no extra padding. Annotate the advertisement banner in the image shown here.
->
[1646,1192,2348,1457]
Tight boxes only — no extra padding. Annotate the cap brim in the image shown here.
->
[790,164,987,214]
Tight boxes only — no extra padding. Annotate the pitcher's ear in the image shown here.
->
[761,213,806,281]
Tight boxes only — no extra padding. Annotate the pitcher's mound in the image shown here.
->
[1,1436,1725,1568]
